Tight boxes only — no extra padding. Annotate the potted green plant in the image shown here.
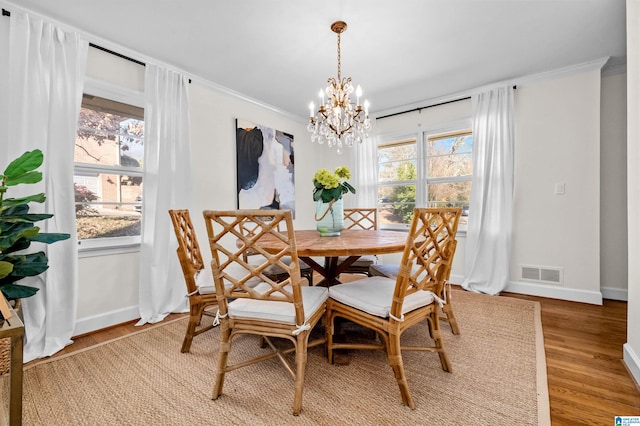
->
[0,149,70,318]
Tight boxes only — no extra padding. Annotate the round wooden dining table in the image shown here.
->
[257,229,409,286]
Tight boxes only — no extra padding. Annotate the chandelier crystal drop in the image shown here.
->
[307,21,371,154]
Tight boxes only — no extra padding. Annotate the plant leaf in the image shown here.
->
[0,261,13,280]
[4,171,43,186]
[0,283,39,299]
[1,213,53,223]
[28,232,70,244]
[3,149,44,178]
[343,181,356,194]
[1,194,46,210]
[0,224,39,251]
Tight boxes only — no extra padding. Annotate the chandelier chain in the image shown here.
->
[337,32,341,82]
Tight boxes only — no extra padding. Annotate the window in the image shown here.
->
[377,127,472,232]
[74,94,144,249]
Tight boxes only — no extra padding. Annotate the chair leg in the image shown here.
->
[325,310,335,364]
[292,333,308,416]
[181,303,201,353]
[441,303,460,335]
[388,332,414,409]
[441,284,461,334]
[427,313,452,373]
[303,270,313,286]
[212,322,231,399]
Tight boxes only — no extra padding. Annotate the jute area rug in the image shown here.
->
[6,290,550,425]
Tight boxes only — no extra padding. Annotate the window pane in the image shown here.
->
[76,97,144,168]
[379,203,416,226]
[427,134,472,156]
[427,181,471,206]
[378,159,417,183]
[427,181,471,230]
[76,214,141,240]
[428,153,472,178]
[427,134,472,178]
[74,173,142,239]
[378,184,416,226]
[378,141,417,183]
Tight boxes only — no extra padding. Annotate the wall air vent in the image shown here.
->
[520,265,563,285]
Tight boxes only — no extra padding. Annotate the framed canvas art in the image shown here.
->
[236,119,296,216]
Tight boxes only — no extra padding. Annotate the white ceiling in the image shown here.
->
[6,0,627,118]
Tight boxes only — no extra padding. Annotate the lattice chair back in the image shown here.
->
[203,209,306,327]
[169,209,219,353]
[343,208,377,230]
[390,208,461,321]
[169,209,205,295]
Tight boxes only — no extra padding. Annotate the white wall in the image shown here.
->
[509,69,602,304]
[624,0,640,388]
[601,71,628,300]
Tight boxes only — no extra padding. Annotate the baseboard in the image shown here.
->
[623,343,640,389]
[73,305,140,337]
[600,286,628,301]
[449,275,603,305]
[505,281,603,304]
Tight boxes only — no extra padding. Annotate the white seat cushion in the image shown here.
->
[195,263,262,294]
[368,263,400,278]
[262,257,311,275]
[228,282,328,325]
[369,263,429,282]
[328,276,436,318]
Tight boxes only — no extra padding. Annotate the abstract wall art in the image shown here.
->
[236,119,296,216]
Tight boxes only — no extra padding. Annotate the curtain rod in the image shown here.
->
[1,8,145,67]
[376,97,470,120]
[376,85,517,120]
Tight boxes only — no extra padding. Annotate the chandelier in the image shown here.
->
[307,21,371,153]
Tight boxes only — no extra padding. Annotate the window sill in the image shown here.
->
[77,237,141,258]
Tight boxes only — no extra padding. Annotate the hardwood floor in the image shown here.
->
[26,283,640,424]
[503,291,640,425]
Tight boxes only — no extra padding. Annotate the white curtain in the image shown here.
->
[462,86,515,295]
[350,136,378,208]
[7,12,87,361]
[137,65,192,325]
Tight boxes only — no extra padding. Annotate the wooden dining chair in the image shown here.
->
[326,207,461,409]
[238,217,314,285]
[338,207,379,276]
[369,225,462,334]
[168,209,219,353]
[203,209,328,416]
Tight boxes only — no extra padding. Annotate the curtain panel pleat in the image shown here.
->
[137,65,192,325]
[462,86,515,295]
[351,135,378,208]
[7,12,87,361]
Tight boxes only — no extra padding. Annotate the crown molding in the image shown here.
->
[373,57,612,119]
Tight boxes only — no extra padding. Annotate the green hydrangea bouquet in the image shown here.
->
[312,166,356,203]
